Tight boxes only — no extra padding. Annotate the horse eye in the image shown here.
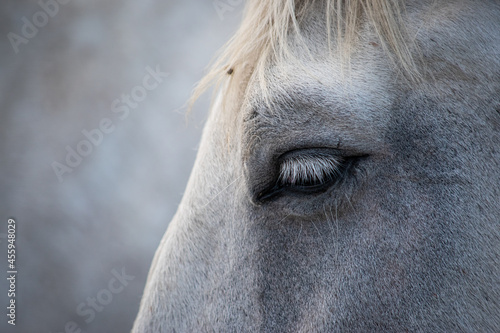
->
[278,152,344,188]
[256,149,354,202]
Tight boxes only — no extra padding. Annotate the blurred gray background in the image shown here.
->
[0,0,242,332]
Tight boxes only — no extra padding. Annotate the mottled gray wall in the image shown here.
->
[0,0,242,332]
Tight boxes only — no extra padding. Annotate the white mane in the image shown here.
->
[190,0,420,110]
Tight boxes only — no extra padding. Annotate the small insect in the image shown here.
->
[227,68,234,75]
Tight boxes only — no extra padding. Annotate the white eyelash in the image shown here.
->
[278,153,343,186]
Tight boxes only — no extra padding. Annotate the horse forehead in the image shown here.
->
[247,56,398,131]
[251,21,397,119]
[253,0,500,117]
[268,60,394,97]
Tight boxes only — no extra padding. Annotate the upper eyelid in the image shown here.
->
[278,153,344,186]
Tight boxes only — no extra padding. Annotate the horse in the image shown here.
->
[133,0,500,331]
